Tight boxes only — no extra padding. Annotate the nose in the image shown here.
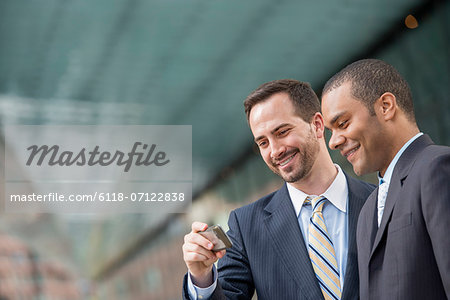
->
[270,140,286,160]
[329,131,345,150]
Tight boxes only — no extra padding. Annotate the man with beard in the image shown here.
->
[182,79,375,300]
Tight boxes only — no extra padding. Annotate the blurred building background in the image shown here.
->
[0,0,449,299]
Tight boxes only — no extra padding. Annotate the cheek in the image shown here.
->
[358,117,381,141]
[346,123,365,141]
[362,126,380,145]
[260,149,272,164]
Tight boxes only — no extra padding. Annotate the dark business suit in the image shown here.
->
[183,173,375,300]
[357,134,450,299]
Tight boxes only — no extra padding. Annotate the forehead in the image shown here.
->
[249,93,297,123]
[322,82,353,106]
[321,82,365,125]
[249,93,307,135]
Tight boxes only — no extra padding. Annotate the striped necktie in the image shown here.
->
[306,196,342,300]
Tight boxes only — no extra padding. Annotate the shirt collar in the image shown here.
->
[377,132,423,185]
[287,164,348,217]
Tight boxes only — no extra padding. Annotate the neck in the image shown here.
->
[379,122,420,176]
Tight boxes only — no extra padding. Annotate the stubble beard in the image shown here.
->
[270,131,319,183]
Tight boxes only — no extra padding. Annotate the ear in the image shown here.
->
[311,112,325,139]
[376,92,397,121]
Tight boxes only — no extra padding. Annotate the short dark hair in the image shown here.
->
[322,59,415,122]
[244,79,320,123]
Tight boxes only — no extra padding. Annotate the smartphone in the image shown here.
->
[199,225,233,251]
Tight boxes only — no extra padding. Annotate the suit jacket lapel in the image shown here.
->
[263,184,322,300]
[368,192,379,248]
[370,135,434,257]
[342,174,371,297]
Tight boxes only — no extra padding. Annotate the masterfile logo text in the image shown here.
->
[26,142,170,172]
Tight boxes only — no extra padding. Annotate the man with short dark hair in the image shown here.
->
[182,79,375,299]
[321,59,450,299]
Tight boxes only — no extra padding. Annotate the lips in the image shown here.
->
[274,151,297,168]
[343,145,360,160]
[279,154,295,166]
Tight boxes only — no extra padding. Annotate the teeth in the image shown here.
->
[346,146,360,157]
[279,155,294,166]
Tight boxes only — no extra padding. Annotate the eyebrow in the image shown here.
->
[329,112,346,125]
[254,123,291,143]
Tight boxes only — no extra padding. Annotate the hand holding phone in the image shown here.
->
[182,222,228,287]
[198,225,233,251]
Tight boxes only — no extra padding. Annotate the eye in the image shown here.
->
[338,120,348,128]
[278,128,290,136]
[257,140,267,148]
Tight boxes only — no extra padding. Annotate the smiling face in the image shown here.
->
[249,92,320,183]
[322,82,390,176]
